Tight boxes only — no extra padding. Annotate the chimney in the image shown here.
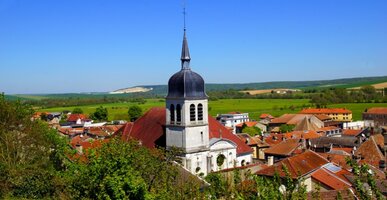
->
[268,156,274,166]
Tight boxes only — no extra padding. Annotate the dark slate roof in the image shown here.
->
[167,69,207,99]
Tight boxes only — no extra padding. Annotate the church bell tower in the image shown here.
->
[165,28,210,175]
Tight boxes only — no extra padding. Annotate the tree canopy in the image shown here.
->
[128,105,142,122]
[90,106,108,121]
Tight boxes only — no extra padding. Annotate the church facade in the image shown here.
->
[121,30,252,176]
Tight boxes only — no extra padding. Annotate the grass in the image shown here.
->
[39,98,387,121]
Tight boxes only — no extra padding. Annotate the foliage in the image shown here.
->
[0,94,70,199]
[72,107,84,114]
[205,164,307,200]
[310,86,387,107]
[280,124,295,133]
[128,105,143,122]
[242,125,262,136]
[346,158,383,200]
[90,106,108,121]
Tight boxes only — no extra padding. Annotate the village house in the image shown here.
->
[216,112,249,134]
[300,108,352,122]
[269,114,324,132]
[363,107,387,126]
[256,150,353,193]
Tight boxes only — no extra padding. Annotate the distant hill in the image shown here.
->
[135,75,387,96]
[5,75,387,100]
[110,87,152,94]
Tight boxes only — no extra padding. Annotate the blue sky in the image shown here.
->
[0,0,386,94]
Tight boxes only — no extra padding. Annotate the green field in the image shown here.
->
[39,99,387,121]
[43,98,387,122]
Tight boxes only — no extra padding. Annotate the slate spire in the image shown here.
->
[181,7,191,69]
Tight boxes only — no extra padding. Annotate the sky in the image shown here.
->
[0,0,386,94]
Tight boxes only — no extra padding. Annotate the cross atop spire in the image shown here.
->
[181,5,191,69]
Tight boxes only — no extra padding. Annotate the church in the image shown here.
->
[121,29,253,176]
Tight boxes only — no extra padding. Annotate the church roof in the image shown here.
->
[121,107,253,155]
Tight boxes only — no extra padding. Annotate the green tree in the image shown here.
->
[72,107,83,114]
[0,94,70,199]
[128,105,142,122]
[242,125,262,136]
[279,124,295,133]
[90,106,108,121]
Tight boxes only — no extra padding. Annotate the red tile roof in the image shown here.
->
[237,133,258,145]
[264,133,285,146]
[317,126,340,132]
[315,114,332,121]
[70,135,91,147]
[67,114,88,122]
[330,147,353,155]
[342,129,362,136]
[264,139,301,156]
[364,107,387,114]
[355,135,384,168]
[270,114,297,124]
[256,150,329,178]
[209,115,253,155]
[300,108,352,114]
[121,107,253,155]
[284,130,321,140]
[318,153,351,170]
[311,168,351,190]
[235,121,258,128]
[260,113,274,119]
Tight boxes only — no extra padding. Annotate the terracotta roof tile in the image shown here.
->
[300,108,352,114]
[256,150,329,178]
[284,130,321,140]
[364,107,387,114]
[311,168,351,190]
[342,129,362,136]
[318,153,351,170]
[235,121,258,128]
[67,114,88,122]
[355,135,384,168]
[260,113,274,119]
[264,133,285,146]
[264,139,300,156]
[315,114,332,121]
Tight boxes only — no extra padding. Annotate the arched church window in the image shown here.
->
[190,104,196,121]
[170,104,175,124]
[176,104,181,123]
[198,104,203,121]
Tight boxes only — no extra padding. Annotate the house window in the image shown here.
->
[176,104,181,123]
[170,104,175,123]
[190,104,196,121]
[198,104,203,121]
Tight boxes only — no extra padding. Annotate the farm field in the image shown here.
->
[39,99,387,121]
